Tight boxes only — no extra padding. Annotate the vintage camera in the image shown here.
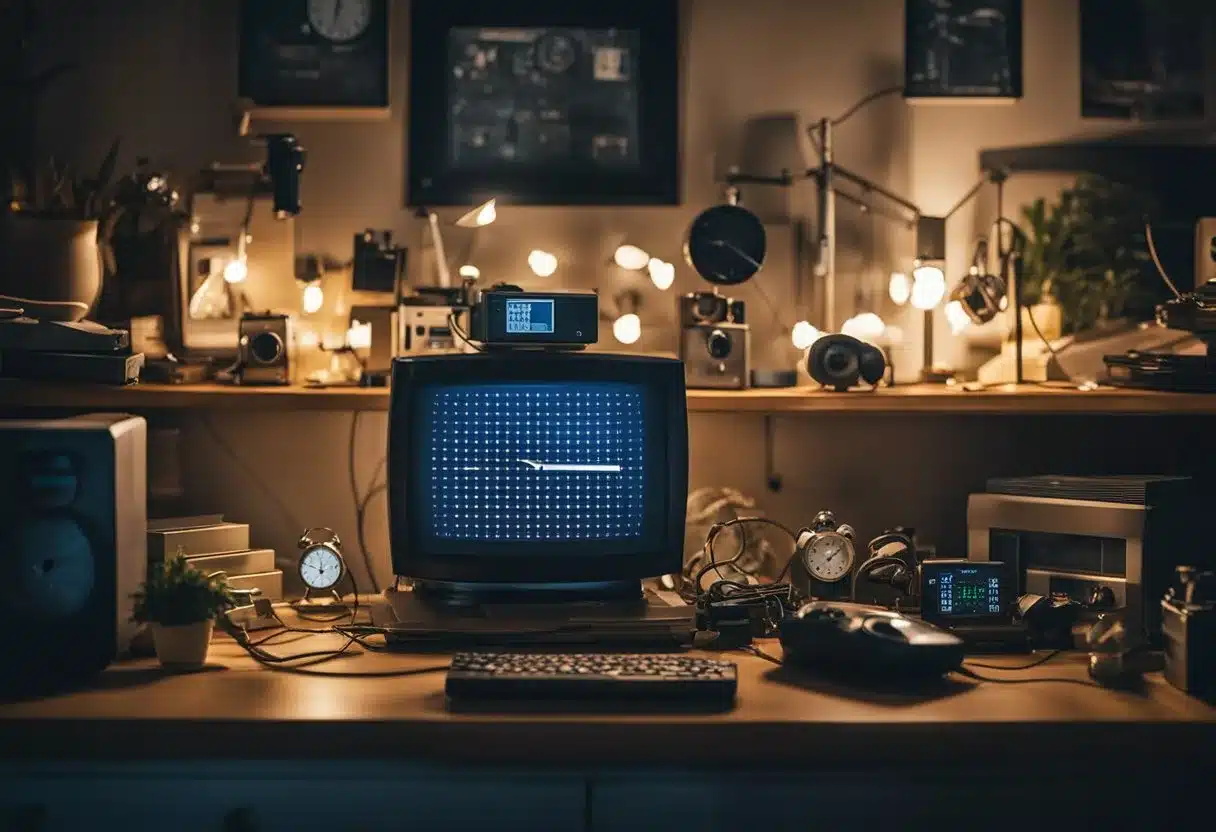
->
[1162,566,1216,702]
[237,313,290,385]
[679,292,749,390]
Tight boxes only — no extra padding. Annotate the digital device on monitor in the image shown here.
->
[920,559,1012,624]
[388,352,688,600]
[468,287,599,348]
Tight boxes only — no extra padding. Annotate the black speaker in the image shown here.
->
[0,414,146,696]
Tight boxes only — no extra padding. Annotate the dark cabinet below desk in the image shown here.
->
[0,763,584,832]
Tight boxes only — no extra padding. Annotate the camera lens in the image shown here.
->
[249,331,284,364]
[693,293,726,323]
[823,344,858,379]
[706,328,733,360]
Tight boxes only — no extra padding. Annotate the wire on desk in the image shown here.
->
[964,650,1062,671]
[953,666,1095,688]
[746,644,784,666]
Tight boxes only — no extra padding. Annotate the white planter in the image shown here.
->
[151,619,214,670]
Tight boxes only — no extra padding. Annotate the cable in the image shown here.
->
[1144,221,1183,299]
[448,311,484,352]
[831,84,904,126]
[746,644,783,666]
[953,666,1094,688]
[692,517,799,595]
[964,650,1062,671]
[348,412,380,593]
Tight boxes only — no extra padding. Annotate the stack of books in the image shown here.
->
[148,515,283,601]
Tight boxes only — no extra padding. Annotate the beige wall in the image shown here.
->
[35,0,1205,592]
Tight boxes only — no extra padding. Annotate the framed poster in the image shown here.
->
[239,0,391,118]
[407,0,680,206]
[904,0,1023,100]
[1081,0,1207,121]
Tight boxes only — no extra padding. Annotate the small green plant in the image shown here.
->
[132,549,233,627]
[1019,174,1162,334]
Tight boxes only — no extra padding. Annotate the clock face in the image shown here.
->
[308,0,372,43]
[683,204,767,286]
[804,532,855,583]
[299,545,344,590]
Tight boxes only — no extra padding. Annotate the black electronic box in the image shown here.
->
[469,287,598,348]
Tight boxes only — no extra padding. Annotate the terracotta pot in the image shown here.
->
[151,619,214,670]
[0,214,102,321]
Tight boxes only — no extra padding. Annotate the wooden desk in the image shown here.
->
[2,378,1216,414]
[1,637,1212,830]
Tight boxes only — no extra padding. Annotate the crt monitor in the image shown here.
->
[388,352,688,590]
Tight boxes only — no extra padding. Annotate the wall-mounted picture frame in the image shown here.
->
[904,0,1023,102]
[408,0,681,207]
[239,0,391,120]
[1080,0,1207,121]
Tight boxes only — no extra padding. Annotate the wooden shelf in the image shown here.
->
[2,379,1215,414]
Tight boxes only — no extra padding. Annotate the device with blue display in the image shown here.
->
[386,350,688,608]
[920,559,1013,625]
[468,285,599,349]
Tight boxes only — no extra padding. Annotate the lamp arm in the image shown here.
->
[831,165,921,219]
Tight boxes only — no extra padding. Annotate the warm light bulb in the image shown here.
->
[614,244,650,271]
[302,283,324,314]
[888,272,911,306]
[459,264,481,280]
[528,249,558,277]
[791,320,823,350]
[223,258,247,284]
[613,313,642,345]
[945,300,971,335]
[347,320,372,350]
[841,312,886,341]
[911,264,946,310]
[298,330,320,349]
[647,258,675,290]
[469,199,497,227]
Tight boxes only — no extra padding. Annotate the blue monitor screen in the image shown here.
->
[419,382,646,543]
[505,298,555,334]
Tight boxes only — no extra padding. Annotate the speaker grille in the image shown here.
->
[985,475,1192,506]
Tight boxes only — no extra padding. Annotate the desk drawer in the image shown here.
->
[0,763,584,832]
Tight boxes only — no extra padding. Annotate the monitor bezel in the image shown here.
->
[388,352,687,583]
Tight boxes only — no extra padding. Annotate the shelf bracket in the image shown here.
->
[764,415,782,492]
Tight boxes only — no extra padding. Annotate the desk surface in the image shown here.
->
[2,379,1215,414]
[2,636,1213,767]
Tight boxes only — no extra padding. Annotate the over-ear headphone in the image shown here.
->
[806,334,887,391]
[853,529,919,605]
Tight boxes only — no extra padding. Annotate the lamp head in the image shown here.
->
[949,270,1007,325]
[455,198,497,228]
[911,262,947,310]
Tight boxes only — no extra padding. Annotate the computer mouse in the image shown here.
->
[779,601,965,680]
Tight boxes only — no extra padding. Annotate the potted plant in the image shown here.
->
[0,0,123,322]
[132,550,232,670]
[1019,175,1161,335]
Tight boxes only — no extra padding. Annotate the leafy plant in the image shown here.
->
[1019,175,1162,334]
[132,549,233,627]
[7,139,125,272]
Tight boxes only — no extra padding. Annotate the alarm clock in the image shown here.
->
[297,527,347,604]
[790,510,857,601]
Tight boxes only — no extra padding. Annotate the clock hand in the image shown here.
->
[709,239,762,269]
[333,0,343,26]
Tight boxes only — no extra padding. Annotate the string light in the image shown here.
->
[841,312,887,341]
[888,272,911,305]
[302,283,324,314]
[528,250,558,277]
[612,313,641,344]
[911,263,947,310]
[223,258,247,284]
[459,264,481,280]
[647,258,675,290]
[791,320,823,350]
[614,244,650,270]
[945,300,971,334]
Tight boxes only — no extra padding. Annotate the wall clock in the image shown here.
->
[239,0,391,118]
[408,0,681,206]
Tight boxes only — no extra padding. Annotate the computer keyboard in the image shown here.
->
[445,652,738,704]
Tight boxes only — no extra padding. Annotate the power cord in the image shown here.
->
[953,666,1095,688]
[1144,221,1183,299]
[448,311,484,352]
[964,650,1062,671]
[347,412,380,593]
[831,84,904,126]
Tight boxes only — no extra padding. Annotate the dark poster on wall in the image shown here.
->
[1081,0,1207,121]
[904,0,1023,98]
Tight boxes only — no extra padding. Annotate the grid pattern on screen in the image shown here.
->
[427,383,645,541]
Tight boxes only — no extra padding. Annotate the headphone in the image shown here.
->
[852,529,919,604]
[806,334,887,391]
